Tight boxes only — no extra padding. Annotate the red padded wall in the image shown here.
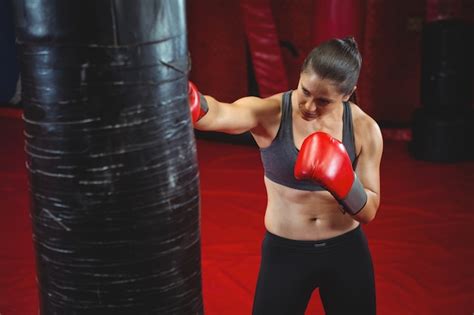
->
[271,0,314,90]
[358,0,425,123]
[312,0,366,46]
[240,0,289,97]
[187,0,247,102]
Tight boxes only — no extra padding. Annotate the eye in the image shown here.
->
[302,88,310,96]
[317,99,330,106]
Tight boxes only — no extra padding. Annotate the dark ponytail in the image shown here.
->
[301,37,362,97]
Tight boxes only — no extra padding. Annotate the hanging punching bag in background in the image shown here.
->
[12,1,203,314]
[411,18,473,162]
[420,20,473,113]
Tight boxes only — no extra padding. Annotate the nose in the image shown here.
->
[304,99,316,111]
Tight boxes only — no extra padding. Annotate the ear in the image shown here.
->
[342,86,357,102]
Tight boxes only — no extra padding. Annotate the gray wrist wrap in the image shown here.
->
[339,174,367,215]
[199,93,209,115]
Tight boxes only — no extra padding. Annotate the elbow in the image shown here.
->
[358,211,376,224]
[354,205,378,224]
[356,193,380,224]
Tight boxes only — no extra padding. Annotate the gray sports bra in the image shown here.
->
[260,91,357,191]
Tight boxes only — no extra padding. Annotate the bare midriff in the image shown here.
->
[263,176,359,241]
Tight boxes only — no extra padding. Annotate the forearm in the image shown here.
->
[193,95,225,131]
[351,189,379,224]
[194,95,260,134]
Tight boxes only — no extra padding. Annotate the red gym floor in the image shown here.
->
[0,110,473,315]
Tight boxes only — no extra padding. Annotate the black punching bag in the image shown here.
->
[420,19,473,112]
[411,19,474,162]
[12,1,203,314]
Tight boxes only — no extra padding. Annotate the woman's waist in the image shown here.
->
[264,224,363,251]
[264,200,358,241]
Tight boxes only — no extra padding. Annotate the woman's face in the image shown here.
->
[295,71,352,121]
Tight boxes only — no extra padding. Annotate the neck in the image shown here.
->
[292,104,343,136]
[317,101,344,119]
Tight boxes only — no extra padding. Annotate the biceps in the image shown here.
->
[360,170,379,197]
[355,157,380,195]
[356,124,383,194]
[214,103,258,134]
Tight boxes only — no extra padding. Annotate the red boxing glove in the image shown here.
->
[294,132,367,215]
[188,81,208,124]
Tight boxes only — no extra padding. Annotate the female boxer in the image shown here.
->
[189,37,383,315]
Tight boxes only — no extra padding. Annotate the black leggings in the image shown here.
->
[252,225,375,315]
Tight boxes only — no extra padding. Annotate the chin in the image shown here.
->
[298,105,317,120]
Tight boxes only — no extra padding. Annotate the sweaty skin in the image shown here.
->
[195,71,383,241]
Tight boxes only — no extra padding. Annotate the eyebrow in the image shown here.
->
[301,84,335,103]
[317,97,333,103]
[301,84,310,93]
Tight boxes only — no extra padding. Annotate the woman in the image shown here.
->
[189,37,383,315]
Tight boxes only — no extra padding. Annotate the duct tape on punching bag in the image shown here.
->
[12,0,203,313]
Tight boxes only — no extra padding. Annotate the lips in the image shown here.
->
[299,104,318,120]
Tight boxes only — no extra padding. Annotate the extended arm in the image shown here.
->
[188,82,279,135]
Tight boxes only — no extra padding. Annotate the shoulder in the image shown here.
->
[350,103,381,136]
[248,93,285,145]
[262,92,284,111]
[231,93,282,115]
[233,92,283,106]
[349,103,383,155]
